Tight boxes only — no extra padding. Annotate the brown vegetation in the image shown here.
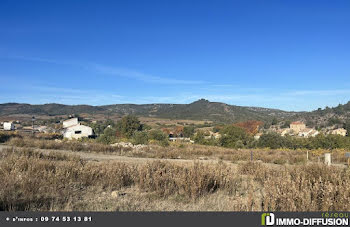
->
[5,136,350,165]
[1,147,350,211]
[7,137,129,153]
[234,120,264,135]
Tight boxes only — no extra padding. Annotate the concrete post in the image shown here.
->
[325,153,331,166]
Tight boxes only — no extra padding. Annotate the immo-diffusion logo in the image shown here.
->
[261,213,275,226]
[260,212,349,226]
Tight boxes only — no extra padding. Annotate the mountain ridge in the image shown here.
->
[0,99,296,123]
[1,99,349,124]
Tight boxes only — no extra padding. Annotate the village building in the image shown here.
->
[62,118,94,139]
[35,126,49,133]
[330,128,347,137]
[212,132,221,139]
[290,121,306,133]
[169,137,192,143]
[63,118,79,128]
[298,128,319,138]
[309,129,320,137]
[204,131,221,139]
[3,122,15,131]
[63,124,94,139]
[279,128,292,136]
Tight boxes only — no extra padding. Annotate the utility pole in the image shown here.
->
[32,116,35,134]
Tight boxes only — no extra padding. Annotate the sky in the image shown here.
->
[0,0,349,111]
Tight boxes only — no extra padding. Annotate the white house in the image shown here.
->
[63,124,94,139]
[3,122,15,131]
[63,118,79,128]
[280,128,292,136]
[298,128,319,138]
[330,128,347,137]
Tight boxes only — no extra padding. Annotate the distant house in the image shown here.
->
[161,127,184,138]
[62,118,94,139]
[279,128,292,136]
[36,126,49,133]
[330,128,347,137]
[212,132,221,139]
[204,131,221,139]
[298,128,319,138]
[63,124,94,139]
[290,121,306,133]
[3,122,15,131]
[63,118,79,128]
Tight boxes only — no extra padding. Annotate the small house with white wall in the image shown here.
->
[63,124,94,139]
[62,117,94,139]
[3,122,15,131]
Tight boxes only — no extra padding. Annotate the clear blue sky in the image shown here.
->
[0,0,349,111]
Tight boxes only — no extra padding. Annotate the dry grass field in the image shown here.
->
[5,137,350,165]
[1,141,350,211]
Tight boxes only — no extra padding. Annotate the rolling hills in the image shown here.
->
[0,99,297,123]
[1,99,350,125]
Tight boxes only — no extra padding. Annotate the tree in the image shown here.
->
[183,126,195,138]
[132,131,149,145]
[306,120,315,128]
[90,119,116,136]
[149,130,166,140]
[281,120,291,129]
[116,115,142,138]
[149,129,169,146]
[97,127,117,144]
[327,117,342,127]
[271,118,278,125]
[219,125,251,148]
[234,120,263,134]
[258,133,286,149]
[193,131,206,144]
[263,122,271,129]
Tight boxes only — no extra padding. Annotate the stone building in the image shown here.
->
[290,121,306,133]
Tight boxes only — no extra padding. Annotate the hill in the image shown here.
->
[295,101,350,128]
[0,99,296,123]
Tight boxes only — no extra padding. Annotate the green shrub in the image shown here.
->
[132,131,149,145]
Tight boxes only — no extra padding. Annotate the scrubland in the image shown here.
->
[5,137,350,164]
[1,146,350,211]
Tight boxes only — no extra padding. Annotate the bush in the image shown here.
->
[0,132,21,143]
[148,130,169,146]
[96,127,117,144]
[149,130,167,141]
[6,137,124,153]
[116,115,143,138]
[132,131,149,145]
[3,148,350,211]
[258,133,286,149]
[193,131,206,144]
[219,125,252,148]
[183,126,195,138]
